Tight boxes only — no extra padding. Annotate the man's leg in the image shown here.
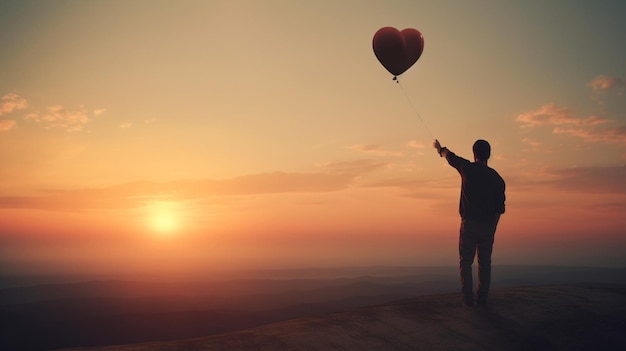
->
[476,234,494,304]
[459,219,477,306]
[476,215,500,305]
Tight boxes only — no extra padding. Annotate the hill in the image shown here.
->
[60,284,626,351]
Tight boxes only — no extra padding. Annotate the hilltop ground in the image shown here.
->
[61,284,626,351]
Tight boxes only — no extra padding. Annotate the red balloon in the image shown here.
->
[373,27,424,77]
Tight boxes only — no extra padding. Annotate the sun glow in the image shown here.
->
[152,212,177,232]
[147,202,182,235]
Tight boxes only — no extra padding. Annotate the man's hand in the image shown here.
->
[433,139,442,152]
[433,139,448,158]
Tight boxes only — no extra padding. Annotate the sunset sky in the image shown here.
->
[1,0,625,275]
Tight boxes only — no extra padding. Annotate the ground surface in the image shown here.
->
[61,284,626,351]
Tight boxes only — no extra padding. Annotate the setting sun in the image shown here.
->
[147,202,182,235]
[151,212,177,233]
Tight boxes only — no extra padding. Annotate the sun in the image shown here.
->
[146,202,182,235]
[152,212,178,233]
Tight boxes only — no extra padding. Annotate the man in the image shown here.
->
[433,139,506,307]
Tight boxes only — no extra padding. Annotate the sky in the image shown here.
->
[1,0,625,275]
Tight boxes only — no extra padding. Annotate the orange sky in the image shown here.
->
[1,1,625,275]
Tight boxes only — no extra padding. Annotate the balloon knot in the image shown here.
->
[393,76,398,81]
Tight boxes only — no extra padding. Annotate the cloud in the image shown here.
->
[516,104,625,145]
[25,105,90,132]
[516,104,610,128]
[0,167,383,211]
[1,93,104,132]
[0,93,28,116]
[553,125,626,145]
[549,166,626,194]
[348,144,402,157]
[320,159,386,175]
[406,140,424,149]
[508,166,626,195]
[521,137,542,147]
[0,120,16,132]
[357,175,457,203]
[587,75,624,92]
[200,172,355,196]
[120,122,133,129]
[364,177,443,191]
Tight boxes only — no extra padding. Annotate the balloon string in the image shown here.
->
[396,79,434,139]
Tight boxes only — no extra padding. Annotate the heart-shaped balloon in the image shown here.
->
[373,27,424,77]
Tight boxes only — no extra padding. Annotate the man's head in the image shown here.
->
[473,139,491,162]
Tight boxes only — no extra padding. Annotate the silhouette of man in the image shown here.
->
[433,139,505,307]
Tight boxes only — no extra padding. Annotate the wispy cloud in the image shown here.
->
[320,159,386,175]
[348,144,402,157]
[1,93,105,132]
[505,165,626,196]
[0,120,16,132]
[0,93,27,132]
[549,166,626,194]
[521,137,542,147]
[587,75,624,92]
[0,93,28,116]
[25,105,91,132]
[0,165,385,211]
[120,122,133,129]
[516,104,625,145]
[406,140,424,149]
[361,176,456,201]
[516,104,609,128]
[552,125,626,145]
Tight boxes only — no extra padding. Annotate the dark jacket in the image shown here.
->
[445,151,506,221]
